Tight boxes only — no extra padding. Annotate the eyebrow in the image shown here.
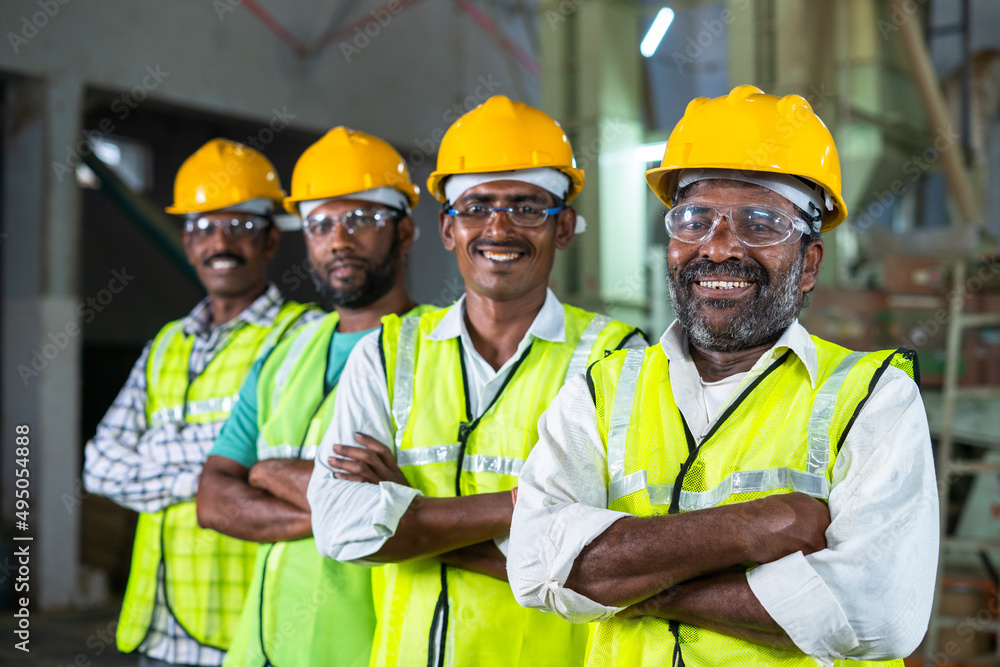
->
[458,192,551,206]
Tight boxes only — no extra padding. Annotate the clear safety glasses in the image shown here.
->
[446,204,566,228]
[664,203,810,247]
[184,214,272,239]
[303,207,401,238]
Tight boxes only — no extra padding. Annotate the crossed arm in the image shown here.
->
[307,331,511,580]
[324,433,511,580]
[196,455,313,542]
[508,371,939,662]
[562,494,829,649]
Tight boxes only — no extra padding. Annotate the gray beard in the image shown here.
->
[667,253,805,352]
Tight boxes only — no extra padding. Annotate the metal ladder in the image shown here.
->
[923,256,1000,665]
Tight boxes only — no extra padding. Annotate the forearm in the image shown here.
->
[566,493,829,607]
[566,508,755,607]
[437,541,508,581]
[197,459,311,542]
[248,459,313,512]
[368,491,513,562]
[622,572,798,652]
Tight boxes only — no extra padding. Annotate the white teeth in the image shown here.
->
[483,251,521,262]
[210,259,239,269]
[699,280,750,289]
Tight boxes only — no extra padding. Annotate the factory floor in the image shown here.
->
[0,603,136,666]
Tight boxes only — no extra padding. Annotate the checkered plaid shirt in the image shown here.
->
[83,283,321,664]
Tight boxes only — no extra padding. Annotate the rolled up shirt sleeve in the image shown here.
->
[308,329,421,563]
[747,367,939,664]
[508,374,631,623]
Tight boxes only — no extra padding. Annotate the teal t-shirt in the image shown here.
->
[210,326,375,468]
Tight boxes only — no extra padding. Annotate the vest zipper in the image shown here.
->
[423,338,534,667]
[664,350,792,667]
[427,564,450,667]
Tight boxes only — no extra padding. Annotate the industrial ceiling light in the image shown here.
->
[640,7,675,58]
[636,142,667,163]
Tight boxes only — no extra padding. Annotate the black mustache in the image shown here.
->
[470,238,532,254]
[204,252,246,266]
[680,258,768,287]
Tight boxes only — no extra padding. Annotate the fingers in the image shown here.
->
[329,436,408,486]
[354,433,409,486]
[328,452,380,484]
[616,602,644,619]
[354,433,392,457]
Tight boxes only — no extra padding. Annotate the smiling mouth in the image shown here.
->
[697,280,752,290]
[480,250,525,263]
[207,257,243,271]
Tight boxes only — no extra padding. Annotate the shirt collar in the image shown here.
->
[183,283,286,338]
[427,287,567,344]
[660,317,819,389]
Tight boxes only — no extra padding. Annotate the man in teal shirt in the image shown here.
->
[196,127,430,667]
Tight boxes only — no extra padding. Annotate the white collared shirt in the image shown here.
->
[507,319,939,665]
[308,289,642,562]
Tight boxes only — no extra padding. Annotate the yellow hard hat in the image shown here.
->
[645,84,848,231]
[165,138,285,215]
[283,127,419,214]
[426,95,585,203]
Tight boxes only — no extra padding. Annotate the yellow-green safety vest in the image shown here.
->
[377,304,643,667]
[117,300,313,654]
[585,338,918,667]
[225,304,435,667]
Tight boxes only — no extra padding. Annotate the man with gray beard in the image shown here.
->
[508,86,939,666]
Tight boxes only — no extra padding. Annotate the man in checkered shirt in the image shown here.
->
[83,139,319,667]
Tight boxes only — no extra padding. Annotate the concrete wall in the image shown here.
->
[0,0,535,145]
[0,0,541,608]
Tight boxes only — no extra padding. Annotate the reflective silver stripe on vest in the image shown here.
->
[805,352,866,474]
[462,454,523,476]
[149,395,237,429]
[397,444,460,466]
[564,314,611,381]
[396,445,523,476]
[257,444,318,461]
[271,319,325,413]
[391,317,421,452]
[606,348,646,485]
[639,467,830,509]
[608,469,648,504]
[148,321,185,383]
[606,349,866,508]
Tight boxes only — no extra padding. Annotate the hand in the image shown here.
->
[743,492,830,563]
[329,433,410,486]
[617,594,659,620]
[511,486,518,508]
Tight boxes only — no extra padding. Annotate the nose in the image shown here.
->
[326,219,357,252]
[199,224,236,253]
[698,214,745,262]
[481,208,517,240]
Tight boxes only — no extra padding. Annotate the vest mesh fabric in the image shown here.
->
[117,301,310,654]
[585,339,916,667]
[226,305,435,667]
[375,305,639,667]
